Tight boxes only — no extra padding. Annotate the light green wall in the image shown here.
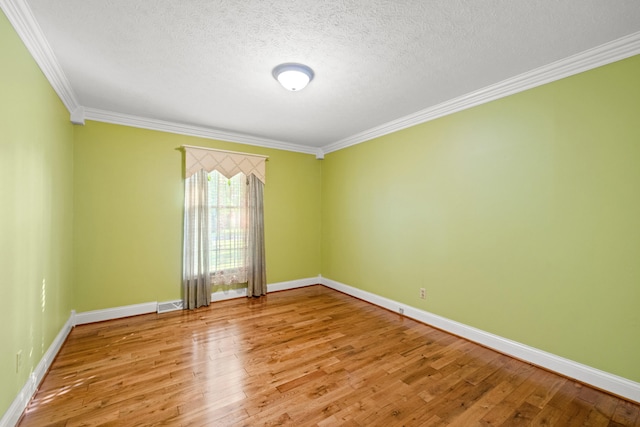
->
[2,4,639,416]
[0,11,74,415]
[322,55,640,382]
[73,122,322,311]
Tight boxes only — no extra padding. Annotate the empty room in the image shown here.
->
[1,1,640,425]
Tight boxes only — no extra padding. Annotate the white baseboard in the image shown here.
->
[72,276,322,322]
[211,287,247,302]
[0,311,75,427]
[320,276,640,404]
[212,276,321,302]
[0,276,321,425]
[12,275,630,427]
[268,276,321,292]
[74,302,157,325]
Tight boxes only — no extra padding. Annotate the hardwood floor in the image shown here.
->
[18,285,640,426]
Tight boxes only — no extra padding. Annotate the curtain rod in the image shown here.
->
[181,144,269,159]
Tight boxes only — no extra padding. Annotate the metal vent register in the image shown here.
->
[157,300,183,313]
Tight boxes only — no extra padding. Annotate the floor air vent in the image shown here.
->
[157,300,183,313]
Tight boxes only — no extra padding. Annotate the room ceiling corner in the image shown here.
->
[1,0,80,114]
[9,0,640,154]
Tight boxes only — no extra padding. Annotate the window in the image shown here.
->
[182,145,267,308]
[208,171,247,284]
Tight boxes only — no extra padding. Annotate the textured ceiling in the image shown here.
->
[18,0,640,152]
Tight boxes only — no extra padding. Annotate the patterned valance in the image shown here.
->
[183,145,267,184]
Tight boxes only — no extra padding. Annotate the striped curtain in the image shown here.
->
[182,169,211,309]
[246,174,267,297]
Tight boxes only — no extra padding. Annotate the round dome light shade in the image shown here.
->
[272,63,314,91]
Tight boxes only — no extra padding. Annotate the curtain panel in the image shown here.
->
[246,174,267,297]
[182,170,211,309]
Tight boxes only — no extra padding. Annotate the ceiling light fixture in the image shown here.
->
[272,63,314,91]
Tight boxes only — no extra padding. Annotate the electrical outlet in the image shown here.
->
[420,288,426,299]
[16,350,22,373]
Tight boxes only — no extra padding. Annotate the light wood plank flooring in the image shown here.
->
[18,285,640,426]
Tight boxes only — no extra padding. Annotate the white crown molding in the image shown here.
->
[1,0,318,156]
[82,31,640,158]
[321,31,640,155]
[83,108,320,156]
[70,106,85,125]
[0,310,75,427]
[0,0,79,113]
[320,276,640,404]
[5,0,639,158]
